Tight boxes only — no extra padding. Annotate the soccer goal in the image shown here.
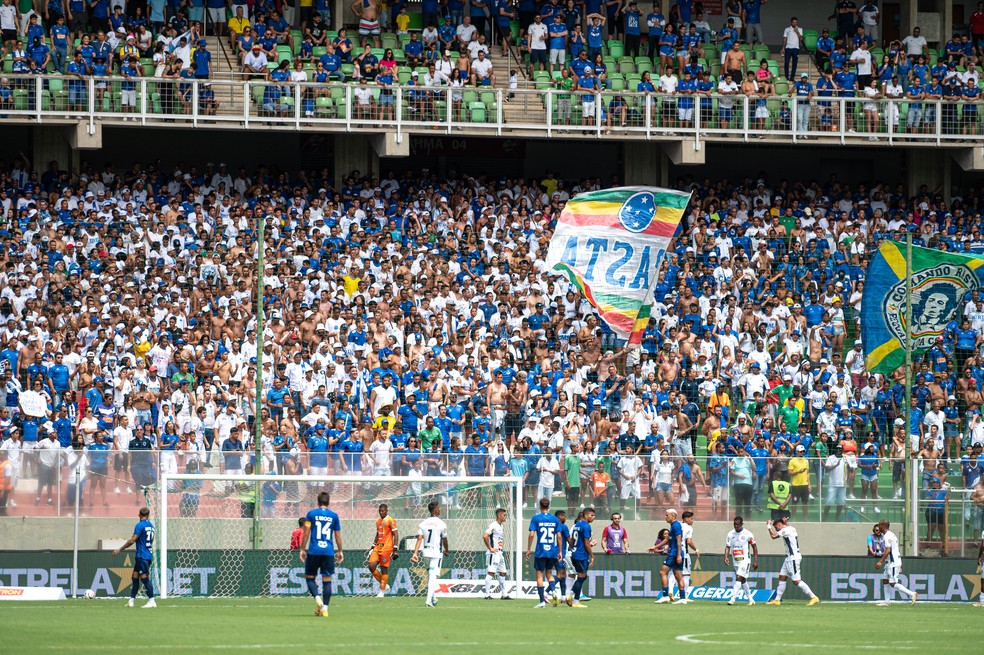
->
[154,473,523,599]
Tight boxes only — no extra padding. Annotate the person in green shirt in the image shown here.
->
[553,68,574,127]
[418,416,443,451]
[563,441,582,509]
[772,375,794,408]
[811,432,829,495]
[778,401,800,434]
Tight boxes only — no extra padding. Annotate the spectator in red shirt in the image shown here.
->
[290,517,305,550]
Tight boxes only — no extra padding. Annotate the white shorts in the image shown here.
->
[309,466,328,477]
[425,555,443,575]
[620,479,641,499]
[582,100,596,116]
[121,89,136,106]
[884,562,901,585]
[549,48,565,64]
[486,550,507,574]
[733,559,751,579]
[682,552,692,575]
[755,106,769,119]
[779,555,803,581]
[208,7,226,23]
[678,107,693,121]
[712,486,724,502]
[374,466,391,477]
[160,451,177,475]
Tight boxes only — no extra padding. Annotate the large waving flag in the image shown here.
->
[861,241,984,374]
[546,187,692,345]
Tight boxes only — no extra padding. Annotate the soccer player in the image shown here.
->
[526,497,562,608]
[569,507,596,608]
[766,516,820,606]
[724,515,758,606]
[411,500,449,607]
[113,506,157,608]
[299,491,344,617]
[874,519,918,605]
[369,503,398,598]
[654,508,687,604]
[681,510,700,593]
[483,507,511,600]
[554,509,572,605]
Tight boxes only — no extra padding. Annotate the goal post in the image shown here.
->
[155,473,523,599]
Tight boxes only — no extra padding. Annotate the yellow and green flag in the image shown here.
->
[861,241,984,374]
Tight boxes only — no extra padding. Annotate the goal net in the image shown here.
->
[153,473,522,599]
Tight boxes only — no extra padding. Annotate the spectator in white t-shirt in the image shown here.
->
[470,50,495,86]
[901,26,928,62]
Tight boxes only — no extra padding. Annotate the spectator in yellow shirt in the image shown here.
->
[788,444,811,520]
[228,7,251,48]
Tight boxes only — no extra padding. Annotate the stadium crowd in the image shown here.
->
[3,1,984,138]
[0,157,982,535]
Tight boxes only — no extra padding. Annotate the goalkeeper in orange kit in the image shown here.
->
[369,503,399,598]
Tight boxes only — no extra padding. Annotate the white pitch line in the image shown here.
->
[676,632,919,650]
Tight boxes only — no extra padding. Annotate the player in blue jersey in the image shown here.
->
[568,507,595,607]
[526,497,562,608]
[654,508,687,604]
[113,507,157,608]
[554,510,571,605]
[300,491,344,617]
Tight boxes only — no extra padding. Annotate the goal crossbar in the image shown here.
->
[158,474,524,599]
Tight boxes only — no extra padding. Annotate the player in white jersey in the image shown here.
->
[974,530,984,606]
[411,501,449,607]
[874,519,917,605]
[680,511,700,594]
[483,508,511,600]
[724,515,759,606]
[766,517,820,605]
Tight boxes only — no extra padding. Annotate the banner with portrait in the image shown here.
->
[861,240,984,374]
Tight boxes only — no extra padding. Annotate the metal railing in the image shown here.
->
[3,74,984,146]
[3,446,981,553]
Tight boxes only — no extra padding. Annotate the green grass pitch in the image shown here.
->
[10,597,984,654]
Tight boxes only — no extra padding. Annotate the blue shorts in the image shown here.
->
[719,107,732,120]
[134,558,152,576]
[663,555,683,571]
[533,556,557,572]
[305,554,336,578]
[572,558,590,574]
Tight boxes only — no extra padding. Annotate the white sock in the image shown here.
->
[775,580,787,601]
[743,582,753,597]
[796,580,815,599]
[732,580,742,597]
[427,565,438,604]
[683,574,691,590]
[499,575,508,597]
[894,584,914,599]
[979,591,983,603]
[485,574,494,596]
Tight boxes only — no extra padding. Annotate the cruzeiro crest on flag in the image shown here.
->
[883,263,977,350]
[617,191,658,233]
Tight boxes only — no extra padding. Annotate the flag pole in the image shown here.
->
[903,232,916,557]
